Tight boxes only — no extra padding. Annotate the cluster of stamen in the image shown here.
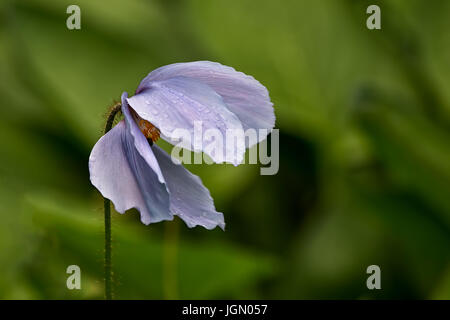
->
[138,118,160,143]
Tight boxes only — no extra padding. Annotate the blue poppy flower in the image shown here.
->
[89,61,274,230]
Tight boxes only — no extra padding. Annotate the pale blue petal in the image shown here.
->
[89,121,147,218]
[88,94,172,225]
[152,144,225,230]
[121,92,165,184]
[137,61,275,146]
[127,77,245,165]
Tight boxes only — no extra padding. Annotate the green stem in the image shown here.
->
[103,103,121,300]
[104,197,112,300]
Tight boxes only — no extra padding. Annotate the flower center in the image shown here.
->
[129,108,160,143]
[138,118,160,143]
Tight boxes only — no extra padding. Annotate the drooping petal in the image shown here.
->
[88,94,172,225]
[127,76,245,165]
[121,92,165,184]
[152,144,225,230]
[137,61,275,145]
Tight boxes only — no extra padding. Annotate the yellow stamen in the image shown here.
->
[139,119,160,143]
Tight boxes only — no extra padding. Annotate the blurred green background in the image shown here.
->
[0,0,449,299]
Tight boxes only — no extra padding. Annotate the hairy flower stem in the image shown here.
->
[103,197,112,300]
[103,103,121,300]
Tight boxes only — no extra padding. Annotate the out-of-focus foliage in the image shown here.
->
[0,0,449,299]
